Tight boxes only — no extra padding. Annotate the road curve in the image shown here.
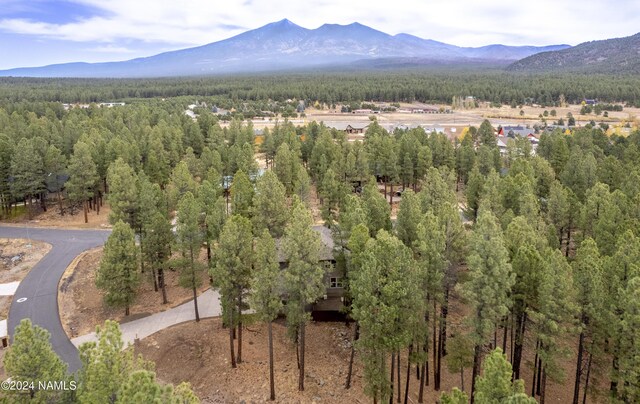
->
[0,226,110,373]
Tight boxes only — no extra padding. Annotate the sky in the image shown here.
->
[0,0,639,70]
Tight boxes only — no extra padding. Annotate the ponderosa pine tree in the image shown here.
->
[461,208,515,403]
[78,320,152,404]
[414,212,446,399]
[197,178,223,262]
[361,177,392,237]
[66,140,98,223]
[166,161,198,211]
[605,231,640,399]
[351,230,421,403]
[547,180,570,251]
[137,172,163,284]
[274,142,297,194]
[319,167,345,227]
[344,223,371,389]
[0,134,13,217]
[465,165,484,220]
[456,133,476,186]
[116,370,172,403]
[230,169,254,218]
[440,388,468,404]
[571,238,606,404]
[3,319,67,403]
[504,217,546,380]
[282,198,325,391]
[115,369,200,404]
[143,210,174,304]
[43,144,67,214]
[212,215,253,367]
[107,158,139,227]
[445,333,474,393]
[10,138,46,219]
[528,249,576,403]
[174,192,205,322]
[478,120,496,148]
[294,168,311,206]
[250,229,283,400]
[474,348,536,404]
[253,170,288,237]
[96,220,139,316]
[617,276,640,403]
[395,189,421,249]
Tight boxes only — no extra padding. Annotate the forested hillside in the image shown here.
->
[509,33,640,74]
[1,92,640,403]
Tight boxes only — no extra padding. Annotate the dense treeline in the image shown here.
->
[1,70,640,106]
[2,97,640,403]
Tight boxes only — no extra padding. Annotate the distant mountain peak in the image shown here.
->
[0,19,575,78]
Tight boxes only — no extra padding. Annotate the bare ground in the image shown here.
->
[58,247,211,338]
[1,201,112,230]
[134,287,604,404]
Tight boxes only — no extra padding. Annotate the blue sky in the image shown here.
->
[1,0,639,70]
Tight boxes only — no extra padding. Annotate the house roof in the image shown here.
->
[277,225,335,262]
[45,173,69,193]
[500,125,533,138]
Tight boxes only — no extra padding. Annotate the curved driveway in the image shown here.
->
[0,226,110,373]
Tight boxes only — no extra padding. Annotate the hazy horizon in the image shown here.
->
[0,0,638,70]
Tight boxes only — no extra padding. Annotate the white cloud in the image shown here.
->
[86,44,136,53]
[0,0,639,47]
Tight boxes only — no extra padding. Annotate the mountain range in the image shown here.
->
[507,33,640,74]
[0,19,570,78]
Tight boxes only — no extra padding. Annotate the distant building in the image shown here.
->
[324,122,370,134]
[498,125,534,138]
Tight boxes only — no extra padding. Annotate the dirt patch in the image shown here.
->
[2,202,112,230]
[59,247,211,338]
[134,287,599,404]
[0,238,51,318]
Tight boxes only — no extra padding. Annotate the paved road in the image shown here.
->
[0,226,110,373]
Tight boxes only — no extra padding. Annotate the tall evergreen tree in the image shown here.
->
[174,192,205,321]
[528,249,576,402]
[78,320,152,404]
[361,177,392,237]
[212,215,254,367]
[462,209,515,402]
[617,276,640,403]
[474,348,536,404]
[282,198,325,391]
[10,138,46,219]
[43,144,67,214]
[3,319,67,402]
[66,140,98,223]
[230,169,254,218]
[252,170,289,237]
[143,210,174,304]
[351,230,421,403]
[250,230,284,400]
[571,238,606,404]
[107,158,139,227]
[96,220,139,316]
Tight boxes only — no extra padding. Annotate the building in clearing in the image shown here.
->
[277,225,345,314]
